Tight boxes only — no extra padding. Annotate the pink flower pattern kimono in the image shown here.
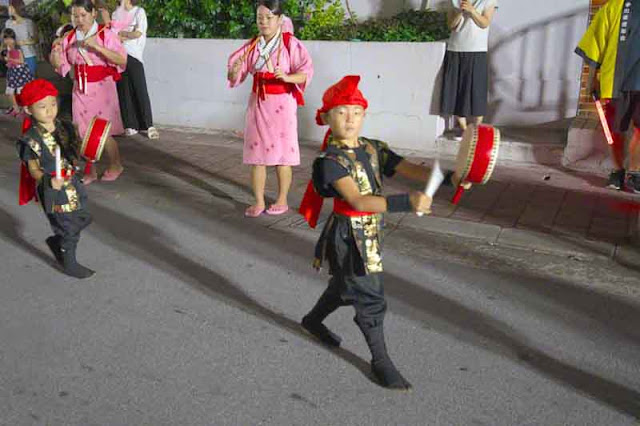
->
[56,24,127,139]
[228,33,313,166]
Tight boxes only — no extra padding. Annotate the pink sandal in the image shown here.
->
[266,204,289,215]
[102,168,123,182]
[244,205,265,218]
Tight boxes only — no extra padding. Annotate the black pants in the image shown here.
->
[46,210,93,251]
[117,55,154,131]
[318,273,387,329]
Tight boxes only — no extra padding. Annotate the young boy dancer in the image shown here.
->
[299,76,458,390]
[17,79,94,278]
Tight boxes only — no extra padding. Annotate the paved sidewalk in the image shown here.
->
[2,116,639,266]
[125,124,640,264]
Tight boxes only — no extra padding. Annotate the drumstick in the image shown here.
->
[417,158,445,217]
[55,146,62,179]
[592,91,614,146]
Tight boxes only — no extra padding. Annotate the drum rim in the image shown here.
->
[455,124,500,184]
[80,117,111,162]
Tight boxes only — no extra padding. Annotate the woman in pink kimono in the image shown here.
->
[50,0,125,183]
[227,0,313,217]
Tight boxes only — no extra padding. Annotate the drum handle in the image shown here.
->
[83,161,94,176]
[452,185,465,205]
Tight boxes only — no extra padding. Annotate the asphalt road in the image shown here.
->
[0,126,639,425]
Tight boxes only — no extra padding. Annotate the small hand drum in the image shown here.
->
[80,117,111,175]
[452,124,500,204]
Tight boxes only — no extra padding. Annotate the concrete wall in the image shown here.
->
[144,39,446,153]
[345,0,591,126]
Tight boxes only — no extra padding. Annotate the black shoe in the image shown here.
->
[359,323,412,391]
[607,169,625,190]
[371,359,413,391]
[61,246,95,279]
[45,236,63,265]
[626,172,640,194]
[301,315,342,347]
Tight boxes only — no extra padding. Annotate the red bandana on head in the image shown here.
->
[299,75,369,228]
[17,79,60,206]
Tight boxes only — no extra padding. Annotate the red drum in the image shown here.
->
[452,124,500,204]
[80,117,111,175]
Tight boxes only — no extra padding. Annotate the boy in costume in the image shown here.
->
[299,75,459,390]
[17,79,94,278]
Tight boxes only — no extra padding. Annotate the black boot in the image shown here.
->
[45,235,63,265]
[360,324,412,390]
[61,245,95,279]
[301,291,342,347]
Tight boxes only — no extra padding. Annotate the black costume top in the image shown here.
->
[312,136,403,276]
[17,119,88,215]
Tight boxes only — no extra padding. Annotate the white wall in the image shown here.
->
[345,0,591,126]
[144,39,446,153]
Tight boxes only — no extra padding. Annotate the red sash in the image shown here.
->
[252,72,304,106]
[333,198,373,217]
[74,64,121,84]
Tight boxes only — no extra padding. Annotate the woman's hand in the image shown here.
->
[228,57,243,81]
[460,0,477,15]
[274,68,290,83]
[50,41,64,68]
[82,35,100,52]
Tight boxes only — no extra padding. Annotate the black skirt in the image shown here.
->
[441,50,488,117]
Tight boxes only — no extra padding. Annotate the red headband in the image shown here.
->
[17,79,59,107]
[315,75,368,126]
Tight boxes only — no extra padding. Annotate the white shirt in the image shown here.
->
[447,0,498,52]
[112,6,147,63]
[4,18,38,58]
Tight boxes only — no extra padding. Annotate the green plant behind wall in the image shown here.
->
[29,0,449,43]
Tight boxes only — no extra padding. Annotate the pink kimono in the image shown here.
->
[57,24,127,139]
[228,33,313,166]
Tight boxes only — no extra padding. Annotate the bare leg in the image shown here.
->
[251,165,267,208]
[274,165,292,206]
[104,136,123,172]
[610,134,627,170]
[456,116,467,130]
[474,116,484,125]
[628,128,640,172]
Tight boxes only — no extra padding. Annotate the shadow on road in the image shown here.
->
[0,206,59,271]
[87,201,375,385]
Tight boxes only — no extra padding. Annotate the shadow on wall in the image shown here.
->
[486,7,588,126]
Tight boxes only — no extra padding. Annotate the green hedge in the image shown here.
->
[30,0,449,43]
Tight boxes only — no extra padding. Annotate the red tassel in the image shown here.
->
[83,161,93,176]
[298,130,332,228]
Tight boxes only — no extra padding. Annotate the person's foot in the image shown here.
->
[146,127,160,140]
[626,171,640,194]
[62,248,95,279]
[301,315,342,347]
[102,167,123,182]
[244,205,265,217]
[4,107,14,115]
[266,204,289,215]
[607,169,626,190]
[125,128,139,136]
[45,236,63,265]
[371,359,413,391]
